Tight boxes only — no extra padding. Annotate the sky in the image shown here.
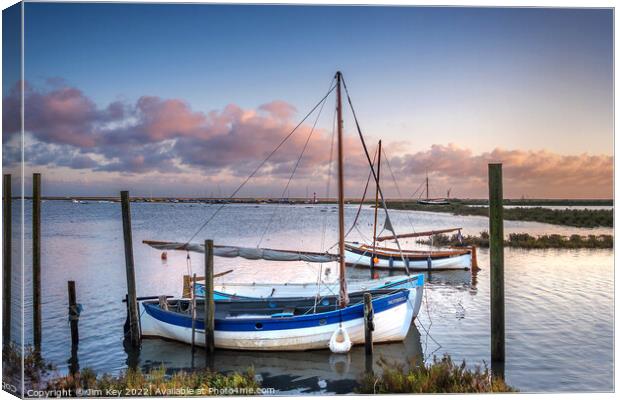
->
[2,3,614,198]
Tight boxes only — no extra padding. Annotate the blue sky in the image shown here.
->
[22,4,613,154]
[2,4,614,197]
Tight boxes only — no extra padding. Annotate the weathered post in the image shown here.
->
[205,240,215,357]
[121,191,141,348]
[191,273,197,354]
[2,174,11,347]
[33,173,42,353]
[68,281,80,376]
[363,293,373,354]
[364,292,374,374]
[470,246,479,270]
[68,281,79,347]
[488,163,505,365]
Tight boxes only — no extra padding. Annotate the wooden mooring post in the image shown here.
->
[121,191,141,348]
[33,173,42,353]
[205,240,215,357]
[488,163,505,366]
[68,281,80,375]
[364,293,374,374]
[3,174,11,347]
[191,273,197,354]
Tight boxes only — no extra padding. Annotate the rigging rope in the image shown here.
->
[315,95,339,305]
[382,147,417,235]
[342,146,377,239]
[341,76,410,275]
[258,83,331,247]
[184,80,337,245]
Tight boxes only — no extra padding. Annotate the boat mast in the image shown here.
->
[425,169,429,200]
[372,140,382,258]
[336,71,349,308]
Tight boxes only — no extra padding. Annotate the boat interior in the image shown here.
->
[143,289,406,319]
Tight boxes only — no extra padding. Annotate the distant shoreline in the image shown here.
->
[11,196,614,207]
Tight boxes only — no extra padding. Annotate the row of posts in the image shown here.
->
[2,165,503,370]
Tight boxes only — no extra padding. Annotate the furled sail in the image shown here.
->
[143,240,338,263]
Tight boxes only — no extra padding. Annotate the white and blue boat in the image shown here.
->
[139,289,414,351]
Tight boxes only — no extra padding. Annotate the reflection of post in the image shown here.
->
[2,174,11,347]
[488,163,505,376]
[33,173,42,354]
[68,281,79,376]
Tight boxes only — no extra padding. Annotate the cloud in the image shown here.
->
[388,144,613,198]
[2,81,612,198]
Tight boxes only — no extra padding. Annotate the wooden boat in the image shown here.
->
[139,289,414,351]
[139,72,420,351]
[345,242,471,271]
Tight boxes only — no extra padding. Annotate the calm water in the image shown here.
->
[11,201,614,393]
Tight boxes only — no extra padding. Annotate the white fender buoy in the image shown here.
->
[329,326,352,354]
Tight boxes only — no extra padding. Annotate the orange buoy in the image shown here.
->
[372,257,380,265]
[161,251,168,260]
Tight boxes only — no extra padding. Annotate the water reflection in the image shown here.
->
[135,324,424,394]
[15,201,614,392]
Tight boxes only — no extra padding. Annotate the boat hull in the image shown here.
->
[139,290,414,351]
[195,274,423,299]
[345,244,471,271]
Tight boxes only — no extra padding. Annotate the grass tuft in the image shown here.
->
[358,355,516,394]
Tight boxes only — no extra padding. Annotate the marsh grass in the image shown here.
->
[3,344,260,396]
[424,231,612,249]
[45,365,261,395]
[358,355,516,394]
[385,202,612,228]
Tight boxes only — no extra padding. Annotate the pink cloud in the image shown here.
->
[3,80,612,198]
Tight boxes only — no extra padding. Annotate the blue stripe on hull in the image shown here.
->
[143,290,409,332]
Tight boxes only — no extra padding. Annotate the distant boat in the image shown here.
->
[417,199,450,206]
[416,173,450,205]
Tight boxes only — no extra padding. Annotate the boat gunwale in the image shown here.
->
[141,289,410,332]
[345,243,471,259]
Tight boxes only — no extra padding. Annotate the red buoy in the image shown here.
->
[161,252,168,260]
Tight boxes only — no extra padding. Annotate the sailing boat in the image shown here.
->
[344,141,472,271]
[138,72,419,351]
[417,171,449,205]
